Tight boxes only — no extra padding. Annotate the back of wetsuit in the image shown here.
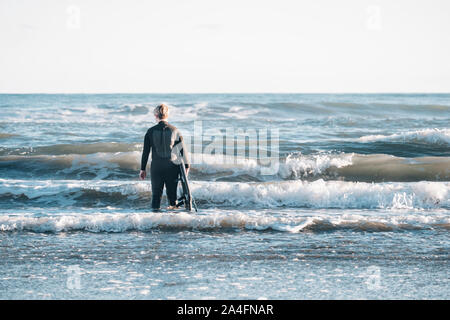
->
[141,120,190,170]
[141,121,190,209]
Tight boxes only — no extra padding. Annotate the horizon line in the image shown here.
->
[1,92,449,95]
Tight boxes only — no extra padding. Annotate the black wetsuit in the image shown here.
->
[141,121,190,209]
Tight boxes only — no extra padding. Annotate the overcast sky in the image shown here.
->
[0,0,449,93]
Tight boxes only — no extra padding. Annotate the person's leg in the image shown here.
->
[150,163,165,209]
[164,163,180,207]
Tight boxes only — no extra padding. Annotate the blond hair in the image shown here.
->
[153,104,169,120]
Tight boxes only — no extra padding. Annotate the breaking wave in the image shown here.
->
[357,128,450,145]
[0,179,448,210]
[0,150,448,182]
[1,210,449,233]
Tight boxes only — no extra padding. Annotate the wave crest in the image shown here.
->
[357,128,450,145]
[0,179,448,210]
[1,211,449,233]
[1,150,448,182]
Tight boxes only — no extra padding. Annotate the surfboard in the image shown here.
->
[176,158,198,212]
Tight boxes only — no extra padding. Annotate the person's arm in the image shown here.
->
[140,130,152,180]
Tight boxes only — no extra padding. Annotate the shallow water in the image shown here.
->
[0,93,449,299]
[1,227,448,299]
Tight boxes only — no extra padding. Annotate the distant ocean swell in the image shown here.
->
[1,128,449,153]
[1,100,449,122]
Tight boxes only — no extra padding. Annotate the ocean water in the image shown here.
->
[0,93,449,299]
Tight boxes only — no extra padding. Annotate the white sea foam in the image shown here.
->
[0,210,449,233]
[1,179,448,210]
[357,128,450,145]
[192,153,260,175]
[278,153,354,179]
[191,180,449,209]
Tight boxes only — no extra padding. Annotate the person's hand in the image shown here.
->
[185,167,190,176]
[139,170,146,180]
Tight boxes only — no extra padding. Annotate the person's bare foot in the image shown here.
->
[166,205,180,210]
